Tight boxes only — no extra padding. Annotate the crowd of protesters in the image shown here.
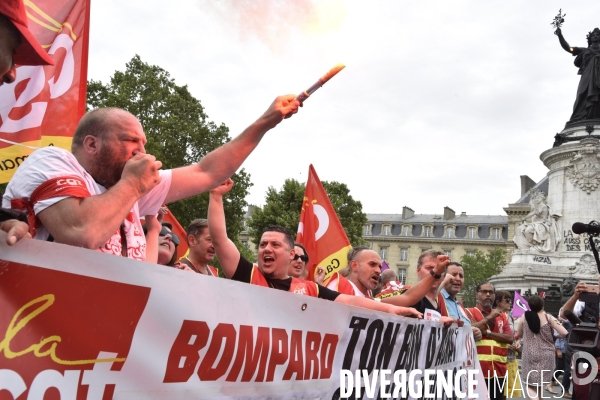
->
[3,2,600,399]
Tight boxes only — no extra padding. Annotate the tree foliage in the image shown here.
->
[459,247,508,307]
[87,55,252,242]
[247,178,367,247]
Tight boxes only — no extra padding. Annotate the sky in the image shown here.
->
[88,1,600,216]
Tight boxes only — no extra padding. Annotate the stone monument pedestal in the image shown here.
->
[492,126,600,296]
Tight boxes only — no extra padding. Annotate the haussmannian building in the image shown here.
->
[364,206,509,286]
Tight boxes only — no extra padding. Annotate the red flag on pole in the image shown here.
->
[0,0,90,183]
[296,165,352,282]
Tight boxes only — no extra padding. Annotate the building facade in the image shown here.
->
[364,206,509,286]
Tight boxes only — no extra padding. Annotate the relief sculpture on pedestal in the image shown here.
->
[514,190,561,253]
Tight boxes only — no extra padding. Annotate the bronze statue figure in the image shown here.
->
[555,27,600,123]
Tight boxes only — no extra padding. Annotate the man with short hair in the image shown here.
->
[327,247,451,310]
[380,269,398,286]
[465,281,514,400]
[4,95,300,260]
[0,0,54,244]
[372,269,397,297]
[178,219,218,276]
[207,179,421,317]
[376,250,449,313]
[439,262,482,340]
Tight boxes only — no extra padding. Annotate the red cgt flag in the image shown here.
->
[296,165,352,282]
[0,0,90,183]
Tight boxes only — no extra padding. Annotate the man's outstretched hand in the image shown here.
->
[259,95,300,129]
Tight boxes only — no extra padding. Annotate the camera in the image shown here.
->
[567,289,600,358]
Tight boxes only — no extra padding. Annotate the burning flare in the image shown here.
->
[295,63,345,103]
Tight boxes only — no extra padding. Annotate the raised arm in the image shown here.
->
[37,153,162,248]
[560,281,586,319]
[207,179,240,278]
[555,28,574,53]
[166,96,299,203]
[381,255,449,307]
[144,215,161,264]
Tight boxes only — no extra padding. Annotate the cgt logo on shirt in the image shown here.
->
[56,177,84,187]
[0,262,151,399]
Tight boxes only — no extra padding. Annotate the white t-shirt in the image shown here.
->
[326,275,365,297]
[2,147,172,261]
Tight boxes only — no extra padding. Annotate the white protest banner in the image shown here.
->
[0,233,488,399]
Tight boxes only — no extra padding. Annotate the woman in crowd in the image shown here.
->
[517,295,568,400]
[144,212,180,266]
[494,291,521,398]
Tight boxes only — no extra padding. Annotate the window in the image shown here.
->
[380,247,387,260]
[400,248,408,261]
[398,268,407,285]
[383,225,391,236]
[242,240,248,248]
[444,250,452,258]
[445,227,454,237]
[402,225,411,236]
[492,227,501,240]
[363,225,371,235]
[423,226,432,237]
[466,251,475,257]
[468,227,477,239]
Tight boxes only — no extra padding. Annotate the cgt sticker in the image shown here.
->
[0,262,151,399]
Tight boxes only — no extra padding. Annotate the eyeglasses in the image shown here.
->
[478,290,494,295]
[160,227,180,245]
[293,254,308,262]
[504,298,513,304]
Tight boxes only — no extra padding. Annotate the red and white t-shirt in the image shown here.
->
[2,147,171,261]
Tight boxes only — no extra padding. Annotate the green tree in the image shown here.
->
[87,55,252,245]
[460,248,508,307]
[247,178,367,247]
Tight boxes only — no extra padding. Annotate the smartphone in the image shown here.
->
[586,284,600,294]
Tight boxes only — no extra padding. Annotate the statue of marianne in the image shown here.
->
[555,27,600,123]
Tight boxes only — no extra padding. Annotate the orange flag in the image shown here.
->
[161,206,189,260]
[0,0,91,183]
[296,165,352,282]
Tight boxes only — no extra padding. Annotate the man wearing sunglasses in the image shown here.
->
[177,219,219,276]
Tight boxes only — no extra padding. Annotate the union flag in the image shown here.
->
[0,0,90,183]
[296,165,352,282]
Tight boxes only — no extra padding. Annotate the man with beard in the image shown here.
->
[4,97,299,260]
[207,179,422,317]
[465,281,514,400]
[0,0,53,245]
[327,247,452,313]
[177,219,218,276]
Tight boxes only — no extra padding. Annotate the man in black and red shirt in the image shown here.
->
[207,178,421,317]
